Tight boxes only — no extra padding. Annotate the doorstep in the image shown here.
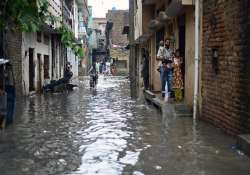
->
[144,90,193,117]
[237,135,250,157]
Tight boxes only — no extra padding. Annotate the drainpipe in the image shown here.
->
[193,0,200,119]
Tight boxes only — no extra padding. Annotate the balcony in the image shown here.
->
[62,1,73,30]
[48,0,62,17]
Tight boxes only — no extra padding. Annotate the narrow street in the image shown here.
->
[0,76,250,175]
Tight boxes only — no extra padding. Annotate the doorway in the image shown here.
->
[178,15,186,59]
[37,54,42,92]
[178,15,186,96]
[44,55,50,80]
[51,35,55,79]
[156,27,165,51]
[29,48,35,91]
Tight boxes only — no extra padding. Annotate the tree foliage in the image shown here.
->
[0,0,84,58]
[0,0,48,32]
[58,25,84,58]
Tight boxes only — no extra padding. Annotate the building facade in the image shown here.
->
[130,0,195,104]
[3,0,89,96]
[78,1,90,75]
[106,10,129,75]
[92,18,107,63]
[130,0,250,135]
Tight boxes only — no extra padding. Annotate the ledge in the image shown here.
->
[237,135,250,157]
[144,90,193,117]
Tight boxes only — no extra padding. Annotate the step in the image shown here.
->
[152,97,164,109]
[174,103,193,117]
[237,134,250,157]
[144,90,156,101]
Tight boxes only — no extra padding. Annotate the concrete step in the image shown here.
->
[144,90,156,101]
[143,90,192,117]
[174,103,193,117]
[152,97,164,109]
[237,134,250,157]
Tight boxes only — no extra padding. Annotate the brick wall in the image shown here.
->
[201,0,250,135]
[6,30,23,96]
[106,10,129,46]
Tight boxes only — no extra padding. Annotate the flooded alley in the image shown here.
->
[1,77,250,175]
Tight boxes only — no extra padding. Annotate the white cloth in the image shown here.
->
[157,46,173,60]
[157,46,166,59]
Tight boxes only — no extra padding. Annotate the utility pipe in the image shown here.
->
[193,0,200,119]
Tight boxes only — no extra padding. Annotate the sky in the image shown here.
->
[88,0,129,18]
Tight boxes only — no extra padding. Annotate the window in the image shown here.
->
[37,31,42,42]
[44,55,50,79]
[44,34,50,45]
[116,60,127,69]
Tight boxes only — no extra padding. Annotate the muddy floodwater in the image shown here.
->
[0,76,250,175]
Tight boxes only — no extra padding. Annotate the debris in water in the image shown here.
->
[58,159,67,165]
[237,150,244,156]
[154,165,162,170]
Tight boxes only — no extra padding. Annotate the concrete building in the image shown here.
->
[106,10,129,75]
[92,18,107,63]
[2,0,88,96]
[93,18,106,50]
[130,0,195,104]
[130,0,250,136]
[78,1,90,75]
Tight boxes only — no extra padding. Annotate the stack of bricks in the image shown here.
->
[201,0,250,135]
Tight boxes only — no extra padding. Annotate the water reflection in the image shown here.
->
[0,76,250,175]
[68,76,144,175]
[0,76,154,175]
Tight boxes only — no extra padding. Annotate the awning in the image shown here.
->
[158,11,171,22]
[165,0,194,17]
[134,33,152,44]
[148,19,162,31]
[142,0,157,5]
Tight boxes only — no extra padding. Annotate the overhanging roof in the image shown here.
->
[165,0,194,17]
[142,0,157,5]
[135,33,152,44]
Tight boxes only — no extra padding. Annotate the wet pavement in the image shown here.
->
[1,76,250,175]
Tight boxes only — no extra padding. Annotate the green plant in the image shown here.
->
[58,25,84,58]
[0,0,84,58]
[0,0,48,31]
